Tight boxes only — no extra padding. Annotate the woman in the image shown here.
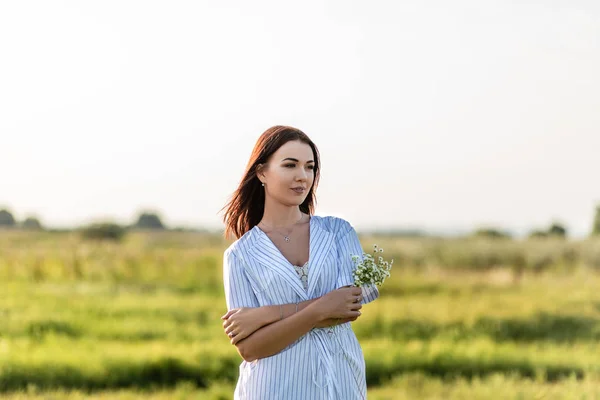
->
[220,125,378,399]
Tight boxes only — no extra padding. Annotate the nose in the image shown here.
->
[296,168,308,181]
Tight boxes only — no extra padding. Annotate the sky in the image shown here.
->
[1,0,599,237]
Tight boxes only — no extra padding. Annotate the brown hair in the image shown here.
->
[221,125,321,240]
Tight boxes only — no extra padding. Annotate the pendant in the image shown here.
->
[284,236,290,242]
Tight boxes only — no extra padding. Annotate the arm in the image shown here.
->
[234,286,362,362]
[235,302,323,362]
[221,298,319,343]
[223,295,358,344]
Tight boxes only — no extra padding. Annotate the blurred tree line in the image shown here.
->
[0,209,43,230]
[0,208,169,241]
[2,204,600,241]
[594,205,600,236]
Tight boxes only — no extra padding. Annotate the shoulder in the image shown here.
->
[313,215,355,238]
[223,227,256,263]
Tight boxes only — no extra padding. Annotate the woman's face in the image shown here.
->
[258,140,315,207]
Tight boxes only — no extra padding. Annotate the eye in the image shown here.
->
[307,165,315,170]
[284,164,295,168]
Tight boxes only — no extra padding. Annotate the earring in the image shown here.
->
[261,183,265,187]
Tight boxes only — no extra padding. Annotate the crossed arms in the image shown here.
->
[221,286,363,362]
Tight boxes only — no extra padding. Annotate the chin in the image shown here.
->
[283,199,305,207]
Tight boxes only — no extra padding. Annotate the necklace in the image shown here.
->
[259,214,305,243]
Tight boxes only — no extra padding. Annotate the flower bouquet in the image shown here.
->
[351,244,393,287]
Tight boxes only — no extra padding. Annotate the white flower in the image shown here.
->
[351,244,393,287]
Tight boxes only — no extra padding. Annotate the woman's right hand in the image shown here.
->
[313,286,363,321]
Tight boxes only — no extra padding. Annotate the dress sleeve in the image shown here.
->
[223,248,260,311]
[335,221,379,305]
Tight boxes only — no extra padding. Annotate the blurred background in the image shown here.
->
[1,1,599,399]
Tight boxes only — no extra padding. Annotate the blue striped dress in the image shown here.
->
[222,215,379,399]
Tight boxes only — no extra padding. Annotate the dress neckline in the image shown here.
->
[254,215,312,269]
[292,261,309,269]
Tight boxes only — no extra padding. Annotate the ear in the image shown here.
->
[256,163,266,182]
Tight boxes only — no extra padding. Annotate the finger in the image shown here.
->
[222,313,235,322]
[351,287,362,295]
[234,331,248,343]
[223,319,234,329]
[225,324,236,335]
[226,327,237,337]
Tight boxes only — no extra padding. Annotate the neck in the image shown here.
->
[261,201,304,228]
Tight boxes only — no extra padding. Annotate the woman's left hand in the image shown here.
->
[222,307,265,345]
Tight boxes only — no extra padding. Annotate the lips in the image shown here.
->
[291,187,306,194]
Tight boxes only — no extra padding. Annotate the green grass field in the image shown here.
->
[1,230,600,399]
